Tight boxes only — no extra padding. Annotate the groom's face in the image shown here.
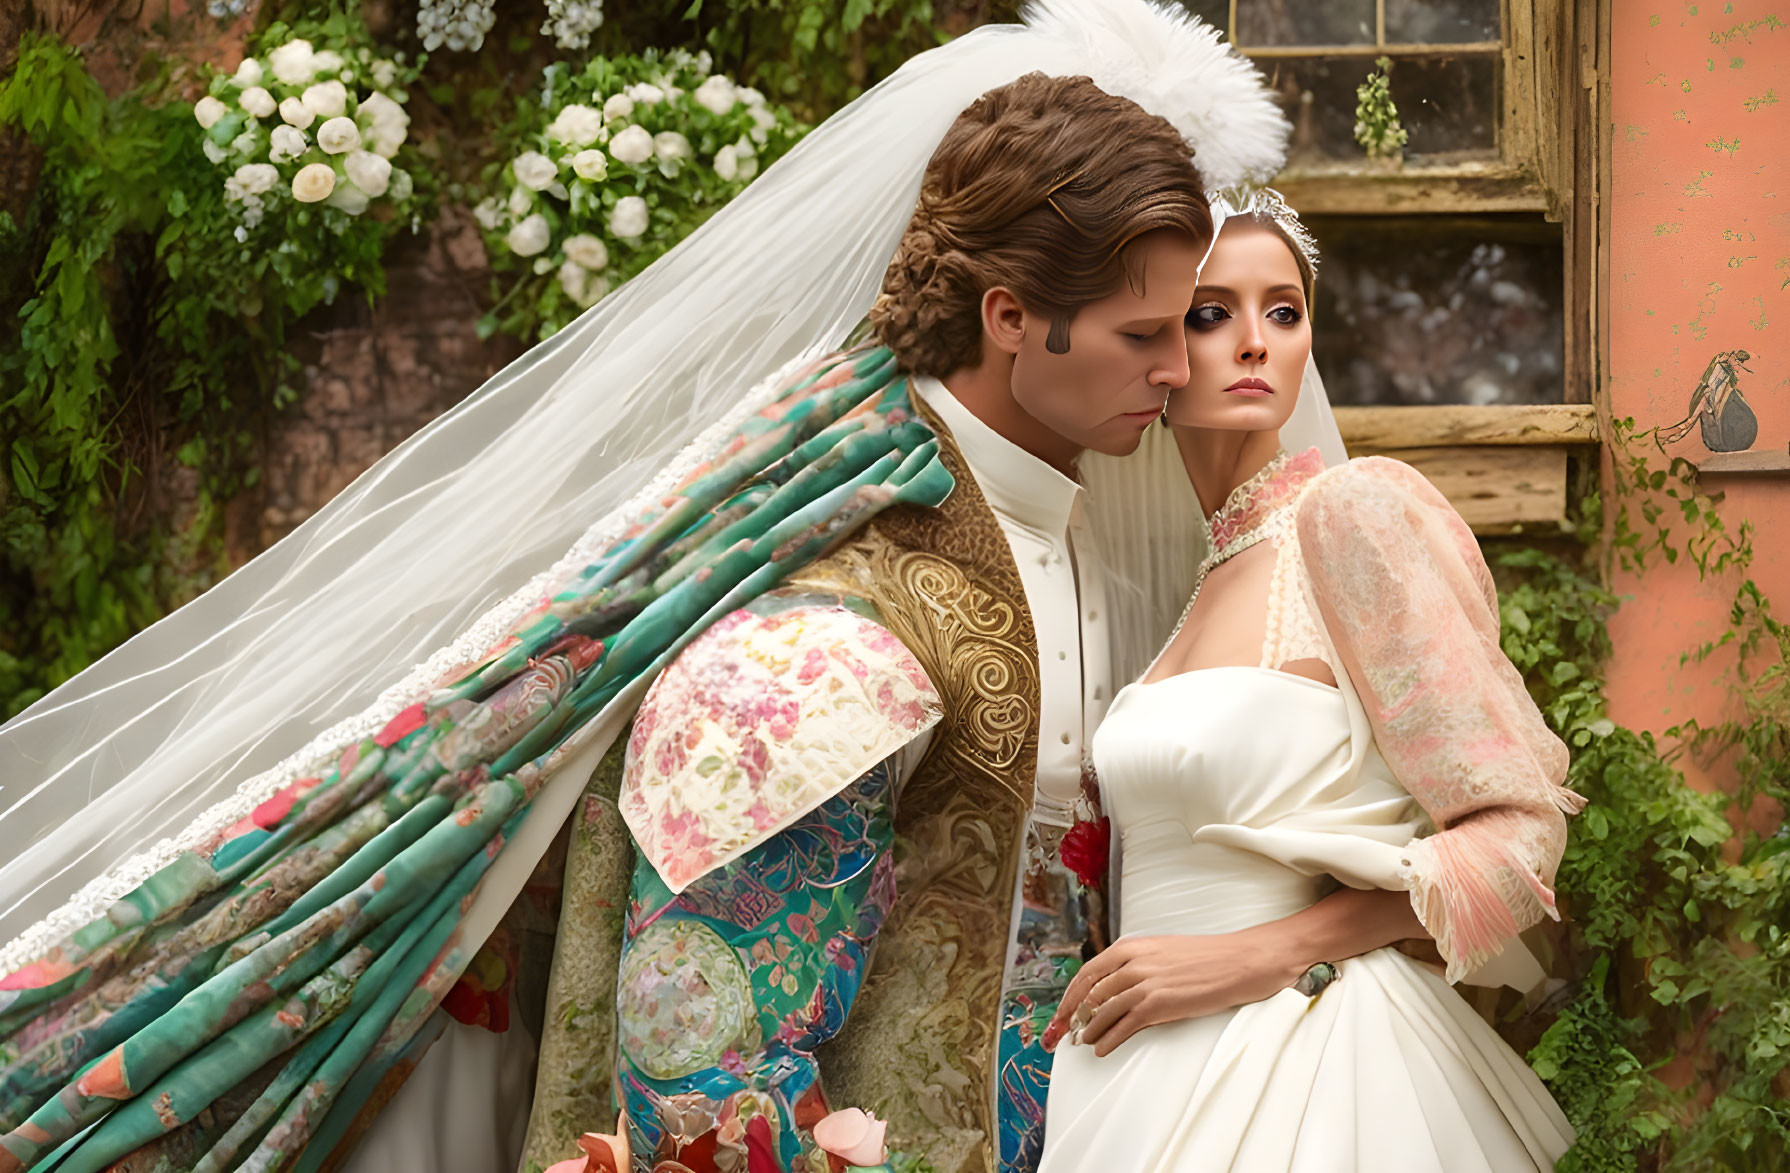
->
[1007,230,1204,458]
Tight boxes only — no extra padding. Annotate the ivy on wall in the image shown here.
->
[1506,425,1788,1170]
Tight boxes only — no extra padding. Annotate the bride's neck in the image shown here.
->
[1172,426,1284,518]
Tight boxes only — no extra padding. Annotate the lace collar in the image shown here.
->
[1202,446,1326,570]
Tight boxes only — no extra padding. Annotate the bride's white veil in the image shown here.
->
[0,0,1323,971]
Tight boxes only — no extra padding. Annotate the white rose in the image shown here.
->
[738,85,765,107]
[230,130,259,158]
[609,195,649,239]
[279,97,315,130]
[625,83,664,106]
[472,197,505,231]
[562,233,609,271]
[570,149,607,181]
[202,139,228,165]
[512,150,558,191]
[546,103,603,146]
[692,75,737,116]
[653,131,692,162]
[507,184,533,216]
[326,179,370,215]
[344,150,392,197]
[232,162,279,196]
[748,104,778,143]
[194,95,228,130]
[316,117,361,154]
[558,259,590,306]
[602,93,634,122]
[239,86,277,118]
[356,92,409,158]
[387,168,414,202]
[291,162,336,202]
[267,39,316,86]
[507,213,551,257]
[370,59,398,89]
[301,80,348,119]
[310,50,344,75]
[713,144,739,181]
[608,124,654,166]
[233,58,264,87]
[732,136,759,179]
[269,124,309,163]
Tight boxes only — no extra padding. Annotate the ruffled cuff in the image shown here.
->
[1397,822,1568,985]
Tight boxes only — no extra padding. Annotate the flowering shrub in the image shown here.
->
[416,0,496,53]
[474,49,802,341]
[192,18,434,313]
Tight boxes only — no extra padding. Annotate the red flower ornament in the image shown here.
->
[1058,816,1110,889]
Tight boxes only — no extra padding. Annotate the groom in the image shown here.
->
[519,73,1211,1173]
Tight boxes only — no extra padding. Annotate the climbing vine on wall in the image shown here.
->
[1504,422,1788,1170]
[0,22,436,720]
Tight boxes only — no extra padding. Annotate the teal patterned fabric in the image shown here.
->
[0,347,952,1173]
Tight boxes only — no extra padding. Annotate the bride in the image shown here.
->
[1038,193,1582,1170]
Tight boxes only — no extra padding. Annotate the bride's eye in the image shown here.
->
[1187,304,1228,329]
[1268,305,1303,326]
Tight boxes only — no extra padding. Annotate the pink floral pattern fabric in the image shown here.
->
[620,601,943,893]
[1296,457,1585,982]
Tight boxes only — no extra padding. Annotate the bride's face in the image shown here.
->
[1006,229,1204,458]
[1163,221,1310,434]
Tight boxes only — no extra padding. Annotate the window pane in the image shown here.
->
[1391,53,1498,158]
[1254,53,1499,164]
[1385,0,1500,43]
[1173,0,1232,33]
[1254,57,1370,164]
[1308,215,1564,407]
[1236,0,1375,46]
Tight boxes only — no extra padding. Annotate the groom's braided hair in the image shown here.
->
[871,72,1211,377]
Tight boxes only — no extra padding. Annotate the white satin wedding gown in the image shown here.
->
[1038,667,1575,1171]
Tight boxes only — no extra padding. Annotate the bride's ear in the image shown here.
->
[981,286,1028,356]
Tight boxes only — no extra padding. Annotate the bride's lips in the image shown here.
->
[1224,377,1274,397]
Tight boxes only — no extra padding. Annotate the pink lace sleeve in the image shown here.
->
[1296,457,1584,983]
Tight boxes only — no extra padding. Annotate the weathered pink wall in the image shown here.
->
[1606,1,1789,790]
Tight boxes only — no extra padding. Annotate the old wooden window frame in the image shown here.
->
[1209,0,1613,534]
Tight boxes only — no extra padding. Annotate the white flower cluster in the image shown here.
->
[194,38,415,225]
[417,0,496,53]
[479,55,787,324]
[541,0,605,52]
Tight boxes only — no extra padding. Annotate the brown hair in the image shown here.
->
[870,73,1212,377]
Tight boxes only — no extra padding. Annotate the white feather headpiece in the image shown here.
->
[1024,0,1291,190]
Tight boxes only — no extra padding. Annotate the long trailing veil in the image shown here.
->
[0,0,1339,997]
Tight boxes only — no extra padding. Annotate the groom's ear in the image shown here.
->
[981,286,1028,357]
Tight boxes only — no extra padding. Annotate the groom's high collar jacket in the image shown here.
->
[522,373,1112,1173]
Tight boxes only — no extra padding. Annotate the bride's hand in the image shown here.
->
[1041,932,1307,1057]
